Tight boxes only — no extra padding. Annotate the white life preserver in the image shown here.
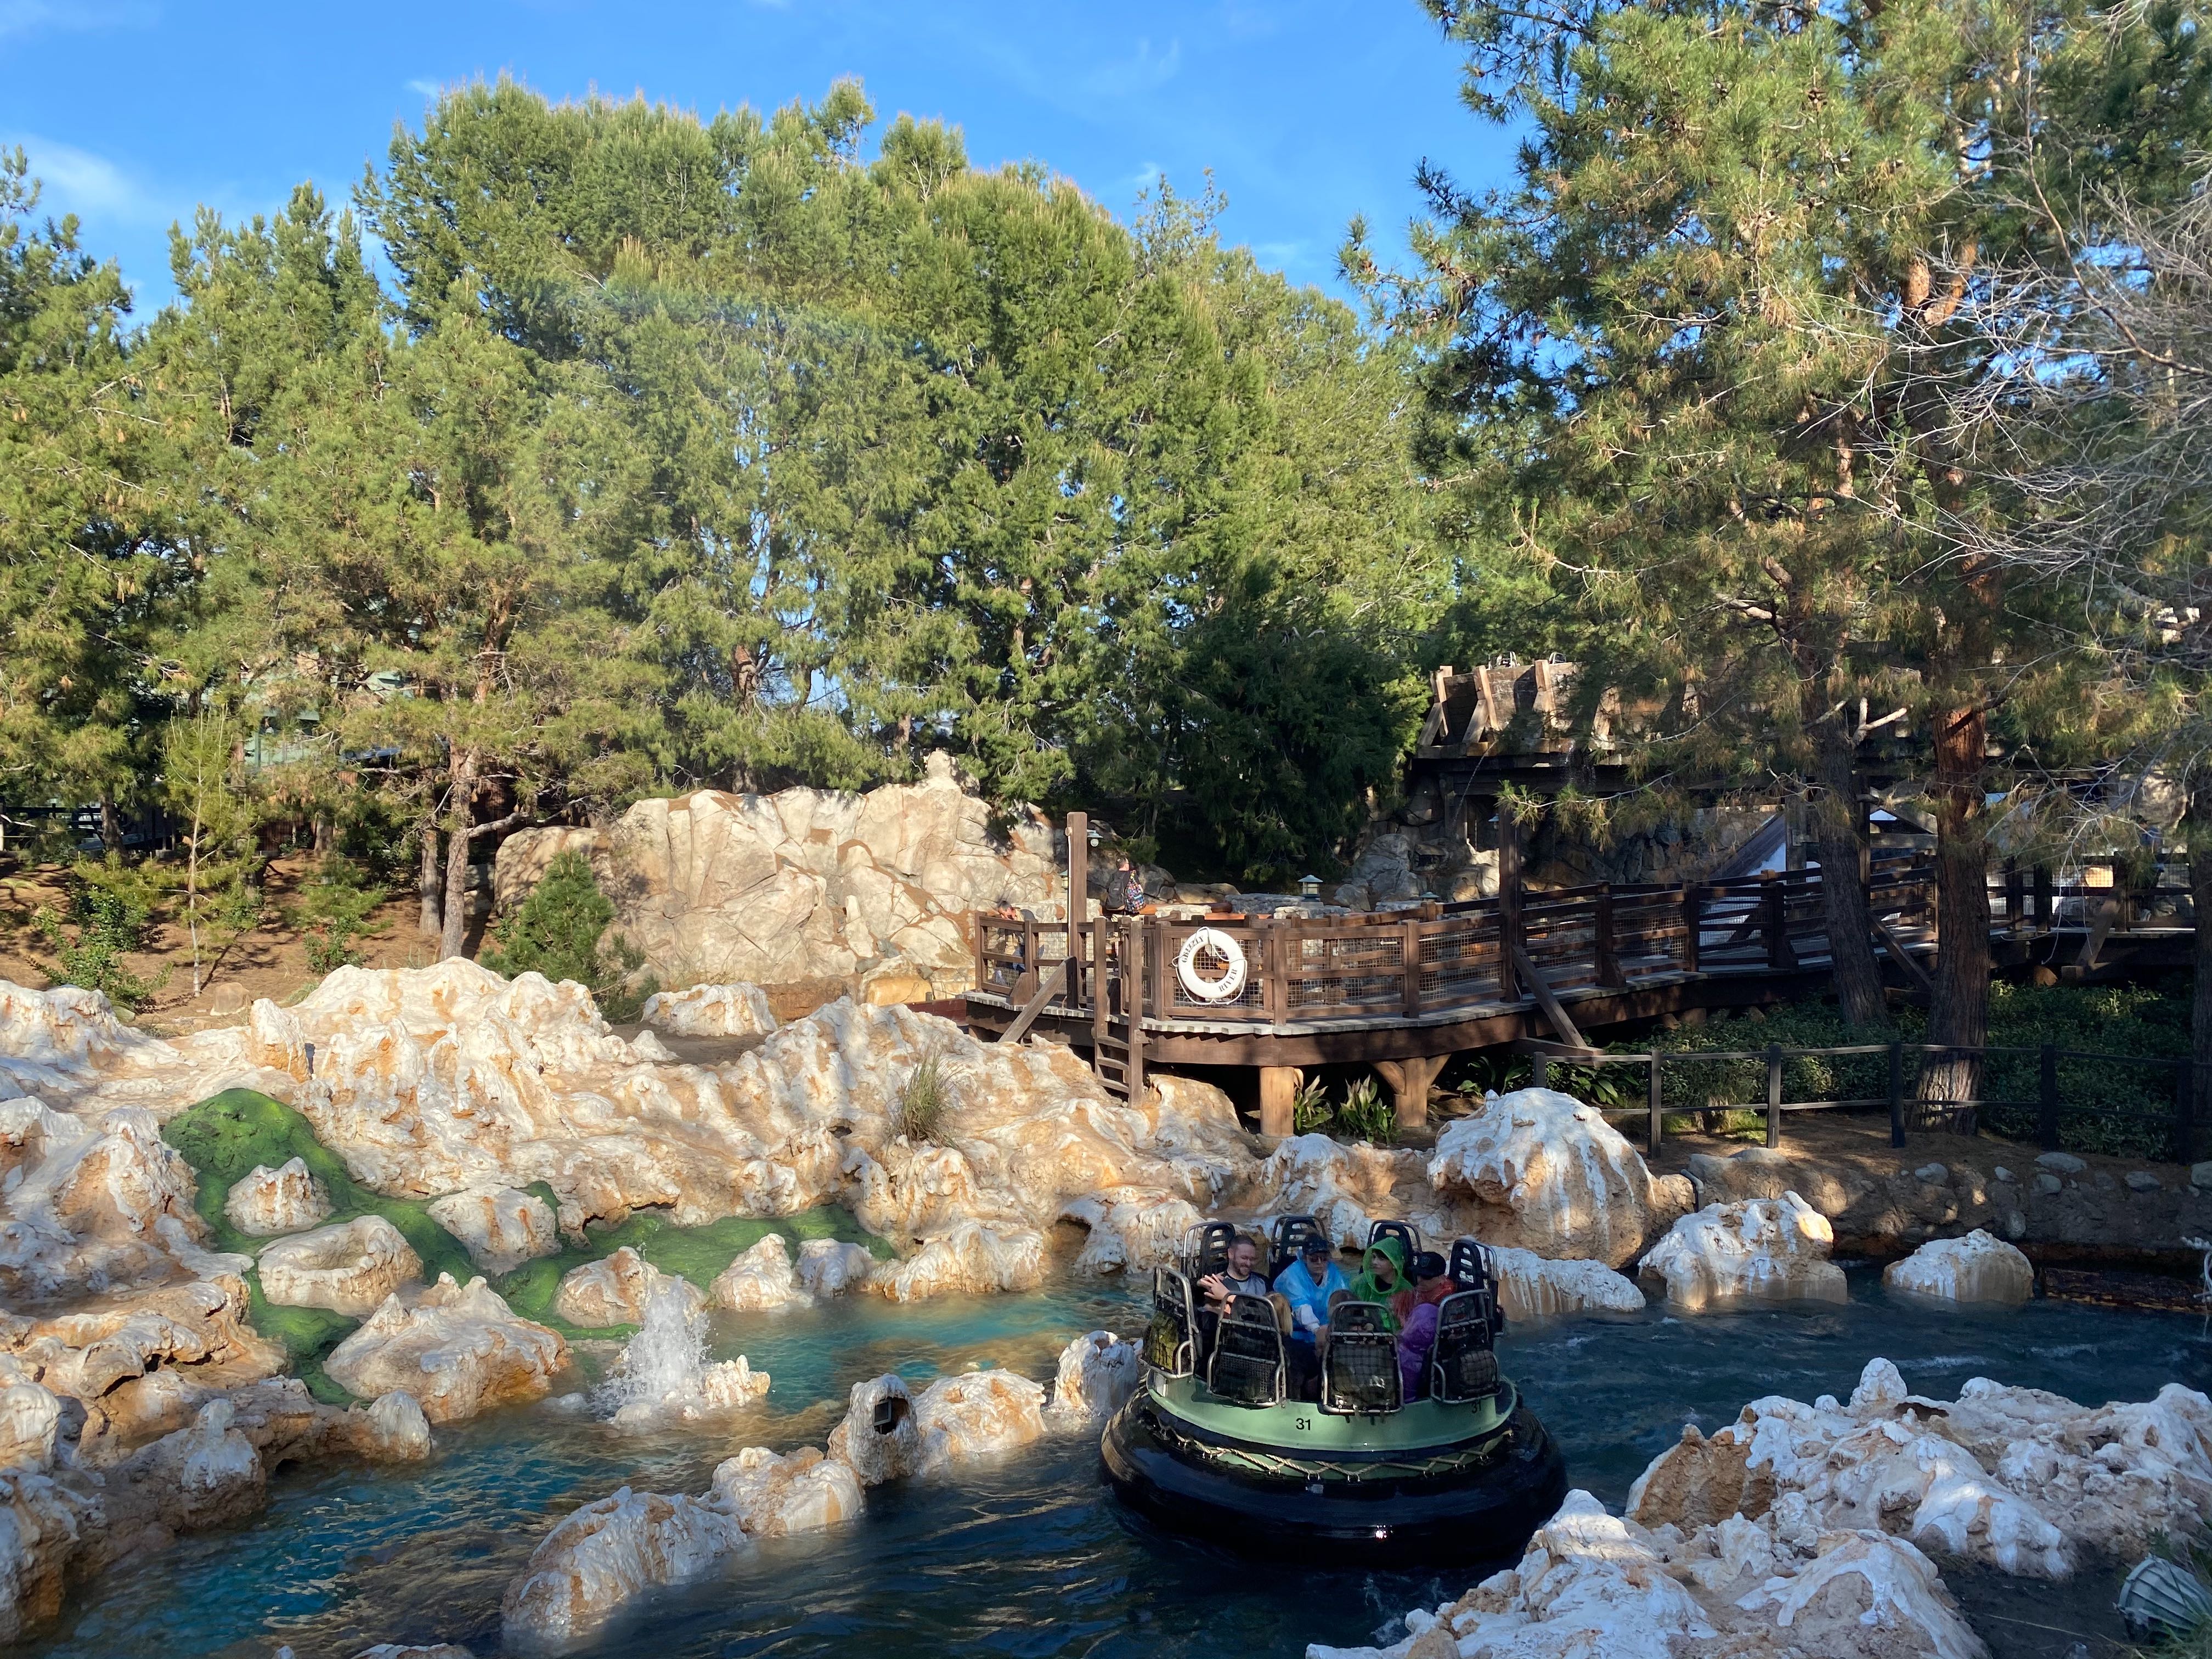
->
[1175,927,1249,1003]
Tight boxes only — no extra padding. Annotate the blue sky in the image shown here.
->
[1,1,1509,315]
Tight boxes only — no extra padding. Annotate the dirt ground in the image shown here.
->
[0,856,443,1037]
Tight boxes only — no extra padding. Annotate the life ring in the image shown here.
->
[1176,927,1248,1003]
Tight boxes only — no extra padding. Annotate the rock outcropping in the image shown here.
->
[1638,1192,1849,1312]
[1883,1229,2034,1305]
[324,1275,567,1424]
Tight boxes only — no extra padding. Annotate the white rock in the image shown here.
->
[499,1486,747,1651]
[0,1378,61,1472]
[1485,1245,1646,1322]
[0,1099,206,1300]
[866,1222,1045,1301]
[1057,1188,1203,1274]
[0,1470,81,1643]
[2035,1151,2085,1175]
[364,1390,432,1460]
[1043,1331,1142,1430]
[426,1187,558,1276]
[1638,1191,1848,1312]
[708,1444,863,1536]
[257,1216,422,1318]
[1736,1529,1988,1659]
[827,1368,1047,1486]
[324,1274,567,1424]
[793,1238,874,1297]
[1259,1133,1396,1250]
[708,1234,810,1312]
[1883,1231,2033,1306]
[222,1159,331,1236]
[1426,1088,1682,1267]
[555,1248,702,1328]
[641,983,777,1039]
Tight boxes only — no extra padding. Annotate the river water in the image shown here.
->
[24,1270,2212,1659]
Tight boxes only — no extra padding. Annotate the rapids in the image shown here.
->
[20,1269,2211,1659]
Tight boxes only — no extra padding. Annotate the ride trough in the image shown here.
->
[1101,1218,1568,1565]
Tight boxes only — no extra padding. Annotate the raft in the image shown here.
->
[1101,1220,1568,1566]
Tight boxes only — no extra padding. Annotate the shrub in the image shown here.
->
[292,857,387,973]
[36,859,168,1008]
[1335,1076,1396,1146]
[894,1053,955,1143]
[1291,1076,1334,1134]
[480,850,654,1020]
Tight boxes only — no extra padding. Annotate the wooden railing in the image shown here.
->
[970,856,2193,1035]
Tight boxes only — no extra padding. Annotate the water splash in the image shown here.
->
[596,1279,769,1426]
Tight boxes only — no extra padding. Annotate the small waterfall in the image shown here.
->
[596,1278,766,1425]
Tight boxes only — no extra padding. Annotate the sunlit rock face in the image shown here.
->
[1043,1331,1141,1431]
[0,1096,221,1300]
[499,1486,749,1652]
[641,983,776,1039]
[1256,1134,1406,1250]
[865,1221,1046,1301]
[1426,1089,1689,1268]
[496,755,1063,997]
[709,1445,864,1536]
[1883,1229,2034,1305]
[427,1186,558,1276]
[554,1247,702,1329]
[825,1368,1048,1487]
[1638,1191,1849,1312]
[1057,1188,1202,1274]
[222,1158,331,1237]
[324,1274,567,1425]
[793,1238,874,1297]
[709,1233,809,1312]
[1483,1246,1646,1322]
[257,1216,422,1318]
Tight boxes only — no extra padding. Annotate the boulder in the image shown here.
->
[826,1368,1048,1486]
[427,1187,558,1277]
[640,983,776,1039]
[708,1445,864,1536]
[1484,1246,1646,1322]
[1883,1230,2034,1306]
[555,1248,703,1329]
[1638,1192,1849,1312]
[0,1099,208,1300]
[257,1216,422,1318]
[1426,1089,1684,1267]
[325,1274,567,1424]
[1057,1188,1202,1274]
[708,1234,809,1312]
[1043,1331,1142,1430]
[866,1222,1046,1301]
[222,1158,331,1236]
[793,1238,874,1298]
[0,1374,60,1473]
[499,1486,747,1652]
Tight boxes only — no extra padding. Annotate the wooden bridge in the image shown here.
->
[962,828,2193,1135]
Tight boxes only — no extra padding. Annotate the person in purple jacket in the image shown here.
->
[1396,1252,1456,1400]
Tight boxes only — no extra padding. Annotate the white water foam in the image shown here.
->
[596,1279,768,1426]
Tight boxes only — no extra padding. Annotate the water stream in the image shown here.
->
[23,1271,2212,1659]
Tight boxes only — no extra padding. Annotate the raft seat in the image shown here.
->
[1182,1221,1239,1282]
[1429,1289,1503,1404]
[1207,1293,1286,1406]
[1321,1300,1402,1415]
[1447,1237,1506,1337]
[1367,1219,1420,1266]
[1146,1265,1197,1377]
[1267,1214,1325,1280]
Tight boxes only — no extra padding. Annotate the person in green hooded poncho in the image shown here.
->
[1346,1236,1411,1332]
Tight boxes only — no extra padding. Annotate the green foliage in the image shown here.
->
[1290,1076,1334,1135]
[35,859,167,1008]
[893,1053,953,1144]
[162,707,265,994]
[291,857,388,973]
[479,851,651,1019]
[1334,1076,1396,1147]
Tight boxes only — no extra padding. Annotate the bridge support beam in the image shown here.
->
[1259,1066,1301,1138]
[1375,1054,1450,1133]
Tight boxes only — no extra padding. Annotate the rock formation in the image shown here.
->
[222,1158,330,1236]
[825,1369,1048,1486]
[554,1247,702,1329]
[1882,1229,2034,1305]
[324,1274,567,1424]
[499,1486,748,1652]
[597,1282,767,1427]
[1638,1191,1849,1312]
[1483,1246,1646,1322]
[641,983,777,1039]
[1042,1331,1142,1430]
[708,1446,864,1536]
[426,1187,558,1276]
[257,1216,423,1318]
[708,1233,809,1312]
[793,1238,874,1297]
[494,756,1063,997]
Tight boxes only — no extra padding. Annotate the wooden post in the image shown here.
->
[1595,885,1623,988]
[1091,918,1109,1056]
[2038,1043,2059,1150]
[1260,1066,1300,1138]
[1401,919,1423,1017]
[1765,1042,1783,1149]
[1681,885,1702,974]
[1647,1052,1663,1157]
[1376,1055,1444,1134]
[1888,1041,1906,1147]
[1263,918,1287,1025]
[1067,811,1088,996]
[1763,877,1795,971]
[973,910,988,996]
[2004,858,2022,934]
[1126,918,1147,1101]
[1531,1053,1549,1090]
[2034,865,2053,933]
[1497,813,1523,1002]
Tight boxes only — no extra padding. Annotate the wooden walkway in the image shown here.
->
[961,853,2194,1128]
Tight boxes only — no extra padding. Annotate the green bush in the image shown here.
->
[36,859,170,1008]
[1290,1076,1334,1134]
[480,850,654,1020]
[292,857,388,973]
[893,1053,953,1142]
[1335,1076,1396,1146]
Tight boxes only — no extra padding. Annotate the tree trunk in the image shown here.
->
[1810,727,1886,1026]
[99,792,120,857]
[1918,705,1990,1109]
[417,822,443,936]
[439,751,478,962]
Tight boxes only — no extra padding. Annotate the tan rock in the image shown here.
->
[793,1238,874,1297]
[1638,1191,1848,1312]
[708,1444,863,1536]
[222,1158,331,1237]
[1043,1331,1141,1430]
[1484,1245,1646,1322]
[491,825,605,913]
[866,1222,1046,1301]
[708,1234,809,1312]
[826,1368,1047,1485]
[640,983,776,1038]
[1426,1088,1674,1267]
[1058,1188,1202,1274]
[427,1187,558,1276]
[555,1248,702,1328]
[324,1274,567,1424]
[258,1216,422,1318]
[499,1486,748,1651]
[1883,1230,2033,1305]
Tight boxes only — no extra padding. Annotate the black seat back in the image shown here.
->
[1447,1237,1505,1336]
[1321,1300,1402,1415]
[1183,1221,1239,1282]
[1429,1289,1502,1404]
[1367,1219,1420,1267]
[1268,1214,1325,1280]
[1206,1293,1286,1406]
[1144,1266,1197,1377]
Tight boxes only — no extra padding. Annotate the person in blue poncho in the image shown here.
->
[1273,1233,1348,1397]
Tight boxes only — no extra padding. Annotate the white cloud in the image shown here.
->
[0,1,155,42]
[7,136,160,225]
[405,77,443,97]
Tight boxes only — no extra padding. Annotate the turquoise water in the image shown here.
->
[22,1272,2212,1659]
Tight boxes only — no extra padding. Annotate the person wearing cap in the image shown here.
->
[1396,1251,1457,1400]
[1273,1234,1348,1397]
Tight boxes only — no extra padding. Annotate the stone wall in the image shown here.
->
[494,754,1064,999]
